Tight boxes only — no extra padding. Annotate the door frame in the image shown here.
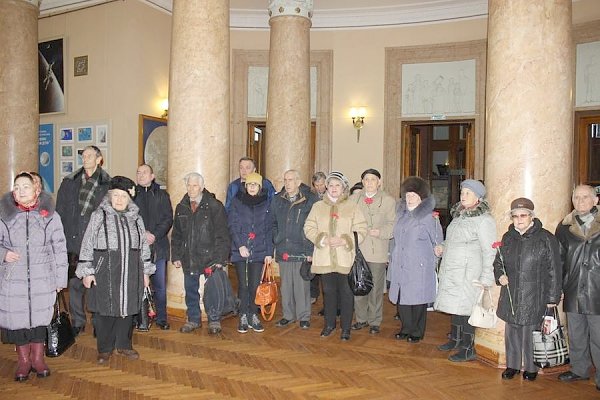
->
[574,110,600,186]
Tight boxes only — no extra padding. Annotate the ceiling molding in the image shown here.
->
[39,0,489,29]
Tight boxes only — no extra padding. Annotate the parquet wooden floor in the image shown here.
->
[1,297,598,399]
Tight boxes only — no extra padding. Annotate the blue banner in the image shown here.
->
[39,123,54,192]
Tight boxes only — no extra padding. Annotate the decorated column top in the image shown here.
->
[268,0,313,20]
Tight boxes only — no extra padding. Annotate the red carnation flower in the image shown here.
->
[248,232,256,240]
[39,209,49,217]
[204,266,213,276]
[331,213,339,219]
[492,241,502,249]
[432,211,440,218]
[364,197,374,205]
[282,252,289,261]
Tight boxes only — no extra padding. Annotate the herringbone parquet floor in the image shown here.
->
[1,296,598,399]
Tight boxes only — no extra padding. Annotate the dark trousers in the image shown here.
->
[234,261,263,316]
[452,314,475,335]
[95,315,134,353]
[321,272,354,330]
[183,272,202,324]
[69,276,87,328]
[505,322,537,372]
[310,274,321,299]
[398,304,427,338]
[151,258,168,323]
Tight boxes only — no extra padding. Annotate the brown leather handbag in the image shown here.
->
[254,260,278,321]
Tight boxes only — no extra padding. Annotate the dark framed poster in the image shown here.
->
[138,114,168,186]
[39,37,65,114]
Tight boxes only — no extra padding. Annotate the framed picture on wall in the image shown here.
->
[76,148,84,167]
[61,145,73,157]
[96,124,108,146]
[39,37,65,115]
[77,126,93,143]
[60,127,73,142]
[61,160,74,175]
[139,114,168,186]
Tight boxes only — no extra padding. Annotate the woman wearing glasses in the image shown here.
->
[493,197,561,381]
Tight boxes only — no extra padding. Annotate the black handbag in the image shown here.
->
[347,232,373,296]
[300,260,315,281]
[46,292,76,357]
[135,287,156,332]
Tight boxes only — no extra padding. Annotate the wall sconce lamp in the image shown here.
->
[160,98,169,119]
[350,107,366,142]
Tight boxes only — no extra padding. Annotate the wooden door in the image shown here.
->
[575,112,600,187]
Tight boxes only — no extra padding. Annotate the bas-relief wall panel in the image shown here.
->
[576,40,600,108]
[401,60,476,117]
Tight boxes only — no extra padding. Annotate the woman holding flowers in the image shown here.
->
[388,177,442,343]
[229,172,273,334]
[493,197,561,381]
[304,171,367,341]
[434,179,496,362]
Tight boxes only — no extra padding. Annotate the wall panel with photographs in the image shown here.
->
[57,121,110,188]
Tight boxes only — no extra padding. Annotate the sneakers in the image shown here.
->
[299,321,310,329]
[351,321,368,330]
[249,314,264,332]
[238,314,249,333]
[156,321,170,330]
[179,321,201,333]
[208,321,222,335]
[275,318,295,327]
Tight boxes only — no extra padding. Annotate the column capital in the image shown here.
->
[268,0,313,21]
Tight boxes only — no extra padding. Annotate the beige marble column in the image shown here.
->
[265,0,313,189]
[166,0,230,319]
[480,0,573,367]
[0,0,39,191]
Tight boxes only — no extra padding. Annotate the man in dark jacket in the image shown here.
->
[134,164,173,330]
[171,172,230,334]
[56,145,110,335]
[225,157,275,212]
[271,170,317,329]
[555,185,600,390]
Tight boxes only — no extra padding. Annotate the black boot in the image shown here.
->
[448,332,477,362]
[437,324,461,351]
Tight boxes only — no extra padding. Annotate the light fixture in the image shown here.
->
[350,107,366,142]
[160,98,169,119]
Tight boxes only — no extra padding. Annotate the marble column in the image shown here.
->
[480,0,573,367]
[0,0,40,191]
[166,0,230,319]
[265,0,313,189]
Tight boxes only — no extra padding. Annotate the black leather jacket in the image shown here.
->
[494,218,561,325]
[171,189,230,274]
[556,208,600,315]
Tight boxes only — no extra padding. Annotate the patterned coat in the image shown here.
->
[388,196,443,305]
[434,200,497,316]
[0,192,68,330]
[76,198,155,317]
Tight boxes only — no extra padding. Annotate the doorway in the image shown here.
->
[402,121,474,229]
[575,111,600,187]
[247,121,317,177]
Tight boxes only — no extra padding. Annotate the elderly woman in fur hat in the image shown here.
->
[388,177,442,343]
[434,179,496,362]
[76,176,155,365]
[304,171,367,341]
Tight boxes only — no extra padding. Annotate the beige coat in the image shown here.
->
[304,194,367,275]
[349,190,396,263]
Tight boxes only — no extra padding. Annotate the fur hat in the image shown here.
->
[110,176,136,199]
[360,168,381,180]
[461,179,486,199]
[510,197,534,213]
[326,171,349,189]
[244,172,263,187]
[401,176,430,199]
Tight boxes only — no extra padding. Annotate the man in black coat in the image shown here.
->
[134,164,173,330]
[171,173,230,334]
[56,145,110,335]
[555,185,600,390]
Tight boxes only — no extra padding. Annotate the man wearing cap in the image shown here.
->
[434,179,496,362]
[225,157,275,212]
[56,145,111,336]
[271,170,318,329]
[494,198,561,381]
[171,173,230,334]
[555,185,600,390]
[349,169,396,334]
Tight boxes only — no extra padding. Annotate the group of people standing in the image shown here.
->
[1,149,599,392]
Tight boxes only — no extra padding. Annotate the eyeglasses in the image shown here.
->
[511,213,530,219]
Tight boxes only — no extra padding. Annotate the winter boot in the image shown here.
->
[30,342,51,377]
[15,344,32,382]
[437,324,462,351]
[448,332,477,362]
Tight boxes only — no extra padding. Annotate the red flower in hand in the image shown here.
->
[492,241,503,249]
[364,197,374,205]
[432,211,440,218]
[282,252,289,261]
[331,213,339,219]
[39,209,49,217]
[248,232,256,240]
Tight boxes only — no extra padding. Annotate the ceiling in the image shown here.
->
[38,0,490,29]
